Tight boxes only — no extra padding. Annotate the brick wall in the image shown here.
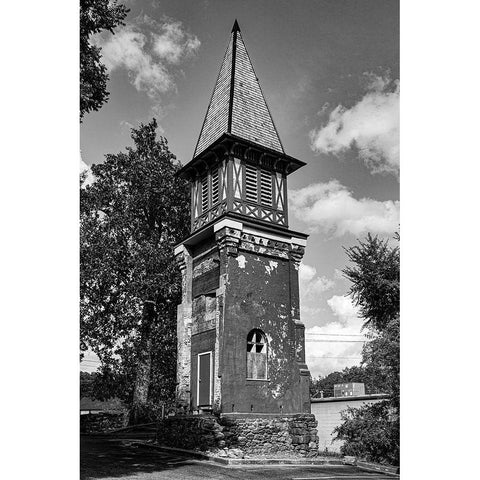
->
[220,244,310,414]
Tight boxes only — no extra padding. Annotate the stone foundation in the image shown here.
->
[157,413,319,458]
[80,412,127,433]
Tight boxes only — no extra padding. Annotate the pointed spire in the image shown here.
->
[193,22,284,158]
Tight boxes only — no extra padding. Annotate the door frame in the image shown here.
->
[197,351,213,407]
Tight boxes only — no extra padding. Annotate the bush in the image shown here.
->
[334,400,399,466]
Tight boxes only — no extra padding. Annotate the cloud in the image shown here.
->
[94,16,200,102]
[299,262,335,301]
[305,295,364,377]
[310,74,399,176]
[289,180,399,237]
[327,295,361,326]
[152,20,201,64]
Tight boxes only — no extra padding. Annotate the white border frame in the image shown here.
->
[197,351,213,407]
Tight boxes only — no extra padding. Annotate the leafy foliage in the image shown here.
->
[333,233,400,465]
[80,371,97,398]
[343,233,399,332]
[80,119,190,419]
[310,364,388,398]
[335,401,399,465]
[80,0,129,119]
[362,316,400,407]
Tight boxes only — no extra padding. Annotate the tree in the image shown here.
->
[333,233,400,465]
[80,119,190,423]
[343,233,399,332]
[310,364,388,399]
[334,401,399,466]
[80,371,97,398]
[310,371,345,398]
[80,0,129,120]
[361,316,400,406]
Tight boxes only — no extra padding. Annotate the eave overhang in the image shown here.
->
[177,133,306,180]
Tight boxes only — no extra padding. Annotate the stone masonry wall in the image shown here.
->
[157,413,319,458]
[80,412,127,434]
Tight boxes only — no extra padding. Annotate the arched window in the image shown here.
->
[247,329,267,380]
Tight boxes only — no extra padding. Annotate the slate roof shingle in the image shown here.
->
[194,22,284,158]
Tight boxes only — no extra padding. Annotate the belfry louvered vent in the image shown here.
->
[201,176,208,212]
[260,171,272,206]
[245,165,258,202]
[211,169,219,205]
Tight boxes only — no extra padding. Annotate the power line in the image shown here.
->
[307,355,362,359]
[305,339,365,343]
[306,333,366,337]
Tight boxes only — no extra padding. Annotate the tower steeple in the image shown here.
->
[179,22,305,234]
[174,22,313,426]
[193,20,284,158]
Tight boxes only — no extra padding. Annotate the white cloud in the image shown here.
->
[310,74,399,176]
[152,21,201,64]
[95,16,200,101]
[290,180,399,237]
[299,262,334,301]
[327,295,361,326]
[305,295,364,377]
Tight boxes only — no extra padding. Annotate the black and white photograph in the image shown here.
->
[6,1,480,479]
[80,1,399,478]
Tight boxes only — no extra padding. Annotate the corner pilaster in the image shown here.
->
[175,245,193,411]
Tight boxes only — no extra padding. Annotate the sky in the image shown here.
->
[80,0,399,378]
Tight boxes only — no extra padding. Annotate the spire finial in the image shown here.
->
[232,19,240,33]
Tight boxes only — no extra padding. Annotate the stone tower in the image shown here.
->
[175,20,311,416]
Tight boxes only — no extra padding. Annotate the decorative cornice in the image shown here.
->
[239,231,290,260]
[215,226,241,257]
[178,133,305,181]
[289,244,305,264]
[175,245,190,271]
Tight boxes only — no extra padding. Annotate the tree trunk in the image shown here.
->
[130,301,155,425]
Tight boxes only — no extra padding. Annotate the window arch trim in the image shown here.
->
[246,328,268,380]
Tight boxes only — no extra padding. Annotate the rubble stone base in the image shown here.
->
[157,413,319,458]
[80,412,127,433]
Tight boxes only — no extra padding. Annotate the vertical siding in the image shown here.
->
[311,397,386,453]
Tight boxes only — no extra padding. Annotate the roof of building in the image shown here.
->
[193,20,284,159]
[334,382,365,387]
[311,393,390,404]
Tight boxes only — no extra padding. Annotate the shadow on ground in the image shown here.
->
[80,436,192,480]
[81,435,394,480]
